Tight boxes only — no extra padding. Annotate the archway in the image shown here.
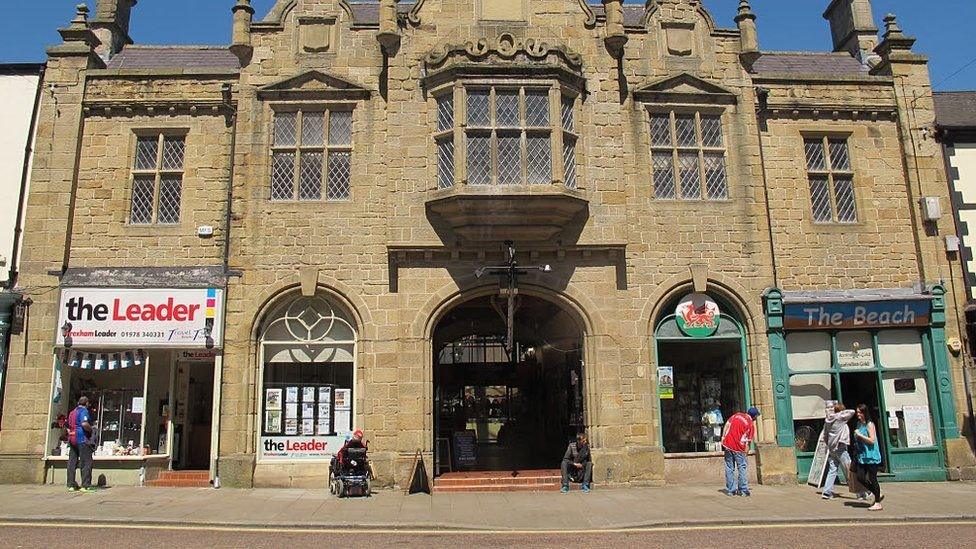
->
[654,291,751,454]
[432,293,585,475]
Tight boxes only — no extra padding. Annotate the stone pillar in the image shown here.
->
[90,0,137,62]
[376,0,401,54]
[230,0,254,66]
[0,4,101,483]
[735,0,759,64]
[823,0,879,65]
[602,0,627,58]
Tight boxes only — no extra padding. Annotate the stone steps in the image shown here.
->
[146,470,211,488]
[433,469,562,493]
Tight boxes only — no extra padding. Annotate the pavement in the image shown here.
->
[1,482,975,531]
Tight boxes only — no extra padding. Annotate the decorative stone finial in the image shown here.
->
[71,3,90,28]
[603,0,628,58]
[377,0,401,54]
[735,0,759,63]
[882,13,903,39]
[231,0,255,66]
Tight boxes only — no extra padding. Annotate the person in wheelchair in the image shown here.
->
[329,430,371,497]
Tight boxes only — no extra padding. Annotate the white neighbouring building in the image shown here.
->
[937,92,976,300]
[0,63,44,426]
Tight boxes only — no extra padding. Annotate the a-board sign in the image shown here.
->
[453,430,477,468]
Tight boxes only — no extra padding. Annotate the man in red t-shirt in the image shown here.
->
[721,406,760,496]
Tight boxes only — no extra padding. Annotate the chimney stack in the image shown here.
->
[90,0,137,61]
[823,0,879,64]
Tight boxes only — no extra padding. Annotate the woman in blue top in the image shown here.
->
[853,404,884,511]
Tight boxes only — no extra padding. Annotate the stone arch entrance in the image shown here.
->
[432,292,585,475]
[653,290,752,456]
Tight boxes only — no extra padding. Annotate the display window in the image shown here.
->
[47,350,172,459]
[258,292,357,461]
[785,328,939,473]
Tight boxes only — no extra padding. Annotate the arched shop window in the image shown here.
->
[654,292,751,454]
[258,292,356,460]
[786,329,937,468]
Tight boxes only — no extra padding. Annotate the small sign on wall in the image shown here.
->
[657,366,674,399]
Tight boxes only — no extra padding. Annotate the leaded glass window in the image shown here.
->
[129,134,185,225]
[271,109,353,201]
[804,137,857,223]
[648,111,729,200]
[463,86,554,186]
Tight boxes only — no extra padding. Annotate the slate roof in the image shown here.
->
[750,52,870,77]
[934,91,976,129]
[106,46,240,71]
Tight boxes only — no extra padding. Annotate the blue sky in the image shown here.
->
[3,1,974,90]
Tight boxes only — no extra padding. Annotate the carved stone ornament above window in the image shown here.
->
[423,33,585,91]
[256,70,371,102]
[632,72,736,105]
[299,17,338,54]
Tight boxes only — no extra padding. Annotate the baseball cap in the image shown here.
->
[747,407,761,419]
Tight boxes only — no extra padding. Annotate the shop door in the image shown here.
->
[840,371,888,472]
[175,361,214,470]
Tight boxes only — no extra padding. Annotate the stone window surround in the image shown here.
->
[644,106,731,201]
[268,104,354,203]
[431,78,580,190]
[802,133,858,224]
[127,130,188,226]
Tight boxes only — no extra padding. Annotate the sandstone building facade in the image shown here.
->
[0,0,974,488]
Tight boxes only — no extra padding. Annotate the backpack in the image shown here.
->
[67,407,82,445]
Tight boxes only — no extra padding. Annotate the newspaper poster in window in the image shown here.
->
[317,403,331,435]
[302,386,316,403]
[265,410,282,433]
[302,418,315,436]
[301,402,315,420]
[319,386,332,405]
[903,405,934,447]
[284,418,298,435]
[285,402,298,421]
[334,388,351,410]
[334,409,352,434]
[265,388,282,411]
[286,386,299,403]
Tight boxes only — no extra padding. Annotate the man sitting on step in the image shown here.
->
[560,432,592,493]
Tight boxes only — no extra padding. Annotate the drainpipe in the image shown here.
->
[753,86,779,287]
[213,82,238,487]
[7,65,45,288]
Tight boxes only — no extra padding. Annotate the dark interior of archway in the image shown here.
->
[433,294,584,474]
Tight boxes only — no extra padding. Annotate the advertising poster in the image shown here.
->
[265,411,282,433]
[265,389,282,411]
[260,435,350,461]
[657,366,674,400]
[302,387,316,402]
[286,387,299,403]
[56,287,224,347]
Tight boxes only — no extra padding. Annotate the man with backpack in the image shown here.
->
[66,396,95,492]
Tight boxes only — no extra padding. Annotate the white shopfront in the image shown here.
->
[45,286,225,485]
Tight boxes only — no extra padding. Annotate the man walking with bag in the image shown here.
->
[66,396,95,492]
[722,406,760,496]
